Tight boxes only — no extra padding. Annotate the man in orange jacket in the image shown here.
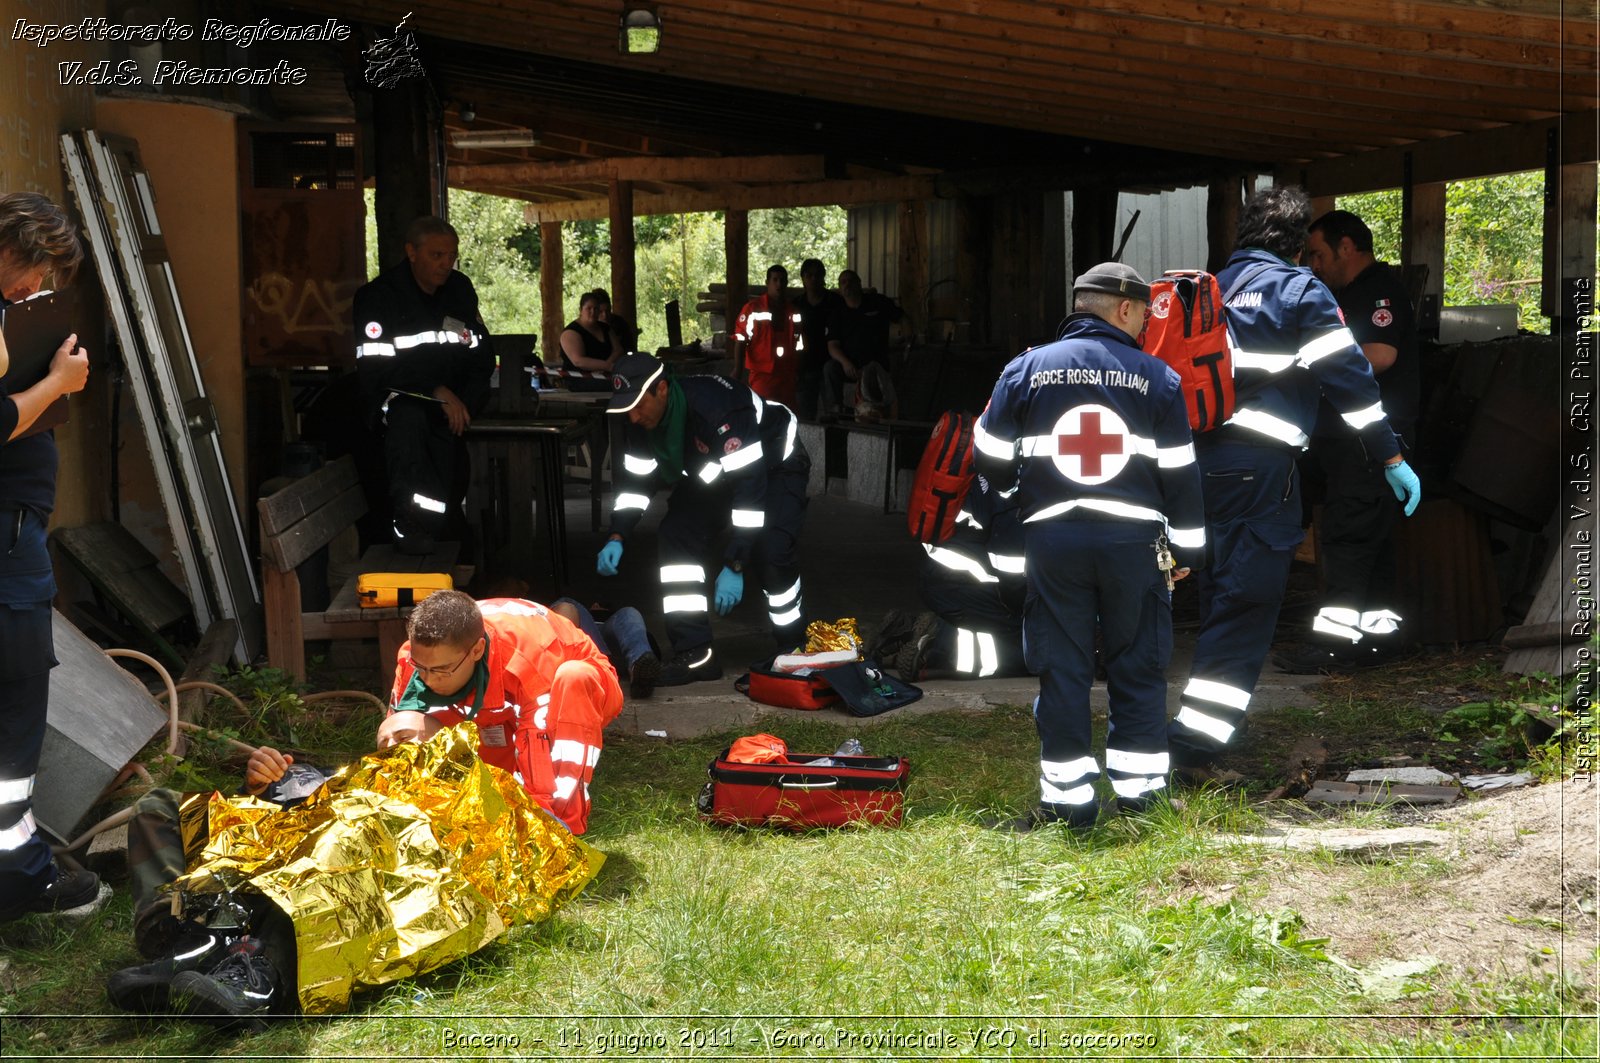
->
[732,264,805,407]
[386,591,623,834]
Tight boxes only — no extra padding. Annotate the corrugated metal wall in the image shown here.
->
[1114,185,1211,280]
[847,202,900,295]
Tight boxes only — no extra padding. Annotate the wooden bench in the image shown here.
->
[258,455,471,681]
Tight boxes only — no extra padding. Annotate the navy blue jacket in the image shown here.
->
[353,260,494,420]
[974,314,1207,568]
[1218,249,1399,459]
[608,375,802,565]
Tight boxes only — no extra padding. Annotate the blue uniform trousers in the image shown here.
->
[920,560,1025,677]
[1169,439,1304,764]
[657,446,810,655]
[1023,519,1173,824]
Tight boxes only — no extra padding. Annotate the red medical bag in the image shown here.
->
[699,749,909,830]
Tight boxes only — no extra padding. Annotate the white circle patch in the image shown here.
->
[1050,404,1132,486]
[1149,291,1173,320]
[1371,309,1393,328]
[364,321,383,338]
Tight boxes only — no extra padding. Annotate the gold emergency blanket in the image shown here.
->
[804,617,861,656]
[170,723,603,1014]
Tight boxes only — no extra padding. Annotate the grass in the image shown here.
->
[0,659,1594,1059]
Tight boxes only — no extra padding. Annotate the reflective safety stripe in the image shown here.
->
[731,509,765,528]
[1040,779,1096,807]
[662,594,709,613]
[972,419,1015,461]
[1025,497,1166,525]
[1298,327,1357,365]
[1183,677,1252,711]
[747,311,773,323]
[923,543,1000,584]
[623,453,658,476]
[751,391,764,424]
[0,811,36,851]
[1231,349,1297,373]
[550,739,587,765]
[781,407,797,459]
[722,442,765,471]
[1105,748,1170,775]
[1168,525,1205,550]
[0,776,34,804]
[614,492,651,511]
[357,342,395,358]
[697,462,722,484]
[1359,609,1402,635]
[1110,774,1167,798]
[955,509,983,530]
[686,647,715,669]
[769,604,802,627]
[660,564,706,583]
[1341,401,1387,430]
[955,630,999,677]
[1174,706,1235,744]
[1313,607,1363,643]
[987,552,1025,575]
[1156,442,1197,468]
[1226,407,1310,448]
[412,493,448,514]
[1041,755,1099,784]
[394,329,478,349]
[552,776,579,800]
[765,577,802,608]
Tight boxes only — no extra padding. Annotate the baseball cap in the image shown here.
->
[606,352,666,413]
[1073,262,1152,303]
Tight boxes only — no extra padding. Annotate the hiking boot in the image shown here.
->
[107,926,238,1012]
[170,936,281,1027]
[864,609,916,661]
[0,866,106,924]
[657,646,722,686]
[892,612,942,681]
[629,651,661,699]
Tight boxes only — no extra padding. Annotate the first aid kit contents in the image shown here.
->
[698,738,908,830]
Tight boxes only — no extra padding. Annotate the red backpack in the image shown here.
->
[1139,266,1272,432]
[906,411,976,543]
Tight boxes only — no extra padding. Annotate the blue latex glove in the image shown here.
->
[714,566,744,616]
[1383,459,1422,517]
[596,539,624,576]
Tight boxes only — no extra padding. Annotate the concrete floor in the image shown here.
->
[536,478,1323,740]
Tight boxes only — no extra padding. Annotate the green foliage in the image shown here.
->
[1341,170,1561,335]
[1435,669,1576,776]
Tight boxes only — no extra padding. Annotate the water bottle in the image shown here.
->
[834,738,865,758]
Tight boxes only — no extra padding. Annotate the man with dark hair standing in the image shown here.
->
[733,264,805,407]
[822,269,904,417]
[598,353,810,685]
[353,216,494,554]
[0,191,102,923]
[974,263,1206,831]
[792,258,842,419]
[1168,188,1423,779]
[1281,209,1421,672]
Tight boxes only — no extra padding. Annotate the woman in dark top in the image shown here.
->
[0,192,99,923]
[558,291,622,373]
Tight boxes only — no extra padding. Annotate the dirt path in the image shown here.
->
[1191,776,1598,985]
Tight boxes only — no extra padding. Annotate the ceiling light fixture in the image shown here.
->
[450,130,542,149]
[619,6,661,54]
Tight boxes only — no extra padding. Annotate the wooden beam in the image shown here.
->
[725,210,749,340]
[1288,116,1600,197]
[372,79,440,268]
[609,178,637,330]
[524,176,939,223]
[1404,182,1447,311]
[539,221,563,364]
[451,153,826,188]
[1207,176,1245,273]
[1544,160,1598,319]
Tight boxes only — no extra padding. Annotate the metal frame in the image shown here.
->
[60,130,262,662]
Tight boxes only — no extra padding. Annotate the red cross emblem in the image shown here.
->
[1049,404,1132,485]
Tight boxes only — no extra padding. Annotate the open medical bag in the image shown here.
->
[698,746,909,830]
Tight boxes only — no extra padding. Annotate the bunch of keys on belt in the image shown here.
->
[1154,533,1177,592]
